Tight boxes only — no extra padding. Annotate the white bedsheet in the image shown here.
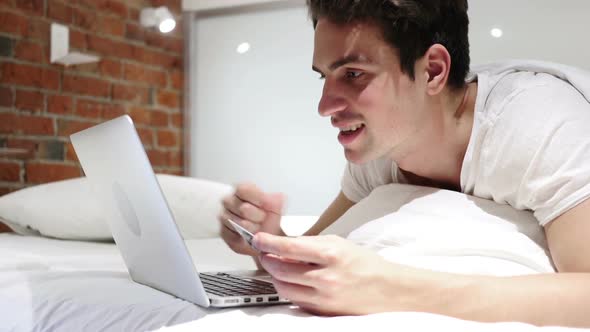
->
[0,233,587,332]
[158,308,587,332]
[0,234,253,332]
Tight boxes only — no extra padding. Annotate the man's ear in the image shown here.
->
[423,44,451,96]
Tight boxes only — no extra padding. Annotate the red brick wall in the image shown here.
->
[0,0,185,198]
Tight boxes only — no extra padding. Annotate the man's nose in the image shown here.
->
[318,87,347,117]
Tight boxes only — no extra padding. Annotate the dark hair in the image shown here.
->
[307,0,470,89]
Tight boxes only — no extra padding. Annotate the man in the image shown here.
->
[218,0,590,327]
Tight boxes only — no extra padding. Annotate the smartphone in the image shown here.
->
[227,218,259,252]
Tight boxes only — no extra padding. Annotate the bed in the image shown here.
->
[0,176,587,331]
[0,234,252,331]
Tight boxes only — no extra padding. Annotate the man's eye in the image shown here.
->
[345,71,362,79]
[318,74,326,80]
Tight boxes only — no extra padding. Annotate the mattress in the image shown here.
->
[1,233,587,332]
[0,233,254,331]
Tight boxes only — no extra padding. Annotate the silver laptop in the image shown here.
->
[70,115,289,308]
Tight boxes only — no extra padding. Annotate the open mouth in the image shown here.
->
[338,124,365,145]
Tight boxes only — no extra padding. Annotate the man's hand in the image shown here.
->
[218,183,285,257]
[254,230,590,327]
[253,233,407,315]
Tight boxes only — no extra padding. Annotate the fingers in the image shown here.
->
[222,190,267,223]
[259,253,321,287]
[218,209,260,256]
[218,210,258,235]
[219,182,286,255]
[219,219,258,256]
[253,233,340,265]
[235,183,284,216]
[234,183,264,209]
[259,192,285,216]
[270,277,317,305]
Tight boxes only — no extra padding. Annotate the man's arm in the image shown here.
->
[303,191,355,236]
[425,198,590,327]
[545,198,590,272]
[393,197,590,327]
[254,197,590,327]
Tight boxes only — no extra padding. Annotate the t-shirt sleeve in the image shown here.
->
[340,157,397,203]
[485,75,590,226]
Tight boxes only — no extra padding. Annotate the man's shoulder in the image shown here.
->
[471,59,590,107]
[476,67,588,123]
[469,59,590,78]
[489,71,571,103]
[341,157,399,203]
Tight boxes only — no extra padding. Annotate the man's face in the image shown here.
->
[312,18,429,164]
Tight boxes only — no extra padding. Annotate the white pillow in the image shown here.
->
[0,174,232,241]
[158,174,232,239]
[280,216,318,236]
[322,183,555,275]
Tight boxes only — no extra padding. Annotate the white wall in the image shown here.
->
[191,5,344,215]
[188,1,590,216]
[469,0,590,69]
[182,0,288,11]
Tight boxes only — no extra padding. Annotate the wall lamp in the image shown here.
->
[140,6,176,33]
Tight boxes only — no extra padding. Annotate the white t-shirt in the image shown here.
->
[341,61,590,226]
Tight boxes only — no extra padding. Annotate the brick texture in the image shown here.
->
[0,86,13,107]
[0,35,12,56]
[0,0,185,233]
[0,161,20,181]
[15,89,44,113]
[25,162,82,183]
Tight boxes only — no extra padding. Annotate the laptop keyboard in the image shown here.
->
[199,272,277,297]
